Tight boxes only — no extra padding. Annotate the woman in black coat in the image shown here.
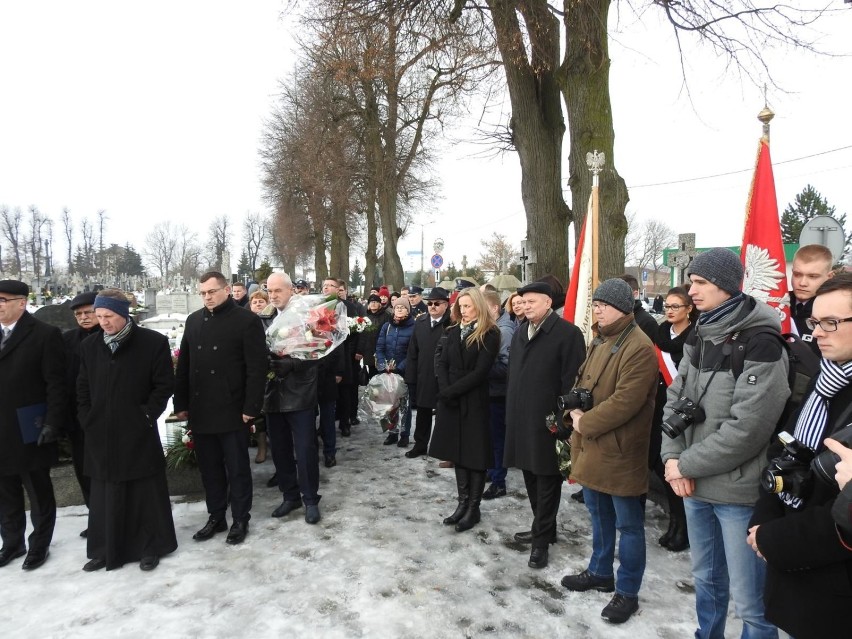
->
[429,288,500,532]
[77,289,177,572]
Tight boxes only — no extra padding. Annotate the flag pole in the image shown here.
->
[586,150,605,290]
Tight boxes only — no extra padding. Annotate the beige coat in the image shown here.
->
[569,313,658,496]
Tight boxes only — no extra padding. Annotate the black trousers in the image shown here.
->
[0,468,56,551]
[522,470,563,549]
[266,409,320,505]
[68,428,91,507]
[412,405,434,451]
[194,429,253,523]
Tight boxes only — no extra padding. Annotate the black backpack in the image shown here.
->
[730,328,821,433]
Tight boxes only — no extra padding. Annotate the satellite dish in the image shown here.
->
[800,215,845,263]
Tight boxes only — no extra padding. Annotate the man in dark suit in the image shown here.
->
[404,287,450,458]
[0,280,66,570]
[174,271,268,545]
[789,244,834,357]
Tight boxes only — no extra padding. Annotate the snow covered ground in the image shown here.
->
[0,419,743,638]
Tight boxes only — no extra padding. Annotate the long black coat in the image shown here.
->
[0,312,66,475]
[77,323,174,482]
[62,324,102,432]
[356,309,389,367]
[428,326,500,470]
[174,298,268,433]
[504,312,585,475]
[404,311,450,409]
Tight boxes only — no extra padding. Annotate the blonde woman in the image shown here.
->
[429,288,500,532]
[505,291,526,327]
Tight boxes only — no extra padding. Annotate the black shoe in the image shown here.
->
[324,455,337,468]
[22,548,49,571]
[226,521,248,545]
[350,418,360,426]
[305,505,321,525]
[561,569,615,593]
[266,473,278,488]
[397,436,409,448]
[663,516,689,552]
[340,424,351,437]
[482,484,507,500]
[528,547,548,569]
[83,557,107,572]
[272,499,303,518]
[513,530,557,544]
[139,556,159,571]
[601,594,639,624]
[405,447,427,459]
[383,433,398,445]
[80,529,88,538]
[0,546,26,568]
[455,505,481,532]
[570,489,585,503]
[193,517,228,541]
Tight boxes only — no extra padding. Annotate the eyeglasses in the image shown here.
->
[805,316,852,332]
[663,304,688,311]
[592,302,609,311]
[198,287,224,297]
[74,310,96,318]
[426,301,446,307]
[0,297,25,304]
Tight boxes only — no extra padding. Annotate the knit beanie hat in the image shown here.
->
[687,247,743,296]
[393,296,411,312]
[592,278,634,315]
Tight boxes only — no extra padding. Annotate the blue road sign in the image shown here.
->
[431,254,444,269]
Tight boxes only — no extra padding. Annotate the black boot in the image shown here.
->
[456,470,485,532]
[658,517,677,547]
[443,467,470,525]
[664,514,689,552]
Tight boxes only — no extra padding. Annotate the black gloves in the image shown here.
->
[37,424,59,446]
[553,412,574,440]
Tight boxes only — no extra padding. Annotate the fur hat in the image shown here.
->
[687,247,743,296]
[592,278,634,315]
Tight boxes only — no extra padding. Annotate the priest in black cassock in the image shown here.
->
[77,289,177,572]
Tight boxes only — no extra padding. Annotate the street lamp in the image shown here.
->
[419,221,436,286]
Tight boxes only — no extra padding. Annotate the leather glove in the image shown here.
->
[37,423,59,446]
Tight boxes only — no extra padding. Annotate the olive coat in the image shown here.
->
[428,325,500,470]
[504,311,585,476]
[569,314,659,496]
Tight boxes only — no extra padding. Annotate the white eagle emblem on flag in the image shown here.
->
[742,244,784,305]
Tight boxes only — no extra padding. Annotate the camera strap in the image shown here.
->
[678,336,733,406]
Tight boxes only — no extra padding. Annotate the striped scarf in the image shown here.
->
[697,293,744,326]
[781,357,852,508]
[103,320,133,353]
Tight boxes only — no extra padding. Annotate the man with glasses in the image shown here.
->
[661,248,790,639]
[0,280,65,570]
[174,272,268,545]
[404,287,451,458]
[747,271,852,638]
[62,292,102,535]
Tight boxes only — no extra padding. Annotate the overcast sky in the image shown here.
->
[1,1,850,278]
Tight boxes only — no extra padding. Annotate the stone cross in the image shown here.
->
[666,233,698,287]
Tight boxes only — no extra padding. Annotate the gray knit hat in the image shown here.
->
[687,247,743,296]
[592,278,634,315]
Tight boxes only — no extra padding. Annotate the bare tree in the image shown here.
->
[144,221,178,280]
[0,206,23,276]
[61,208,74,274]
[478,232,519,276]
[97,210,108,272]
[25,206,49,284]
[243,212,268,274]
[624,215,676,289]
[208,215,230,272]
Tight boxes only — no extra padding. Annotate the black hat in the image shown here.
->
[455,278,476,291]
[592,278,634,315]
[687,247,743,296]
[367,294,382,303]
[517,281,553,297]
[294,279,309,289]
[409,285,424,295]
[425,287,449,301]
[69,291,98,310]
[0,280,29,297]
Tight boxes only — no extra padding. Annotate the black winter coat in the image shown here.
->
[429,325,500,470]
[0,312,66,474]
[750,382,852,639]
[633,300,659,341]
[260,307,320,413]
[77,323,174,482]
[504,312,585,475]
[62,324,102,432]
[318,343,345,403]
[174,298,268,433]
[404,311,450,408]
[356,309,390,367]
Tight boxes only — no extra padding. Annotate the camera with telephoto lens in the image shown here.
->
[557,388,593,412]
[760,431,815,497]
[811,423,852,486]
[662,397,706,439]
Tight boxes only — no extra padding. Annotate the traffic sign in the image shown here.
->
[430,254,444,269]
[642,270,648,282]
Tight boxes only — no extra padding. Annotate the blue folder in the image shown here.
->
[17,403,47,444]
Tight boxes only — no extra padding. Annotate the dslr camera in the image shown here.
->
[662,397,706,439]
[761,431,815,498]
[811,423,852,486]
[557,388,593,412]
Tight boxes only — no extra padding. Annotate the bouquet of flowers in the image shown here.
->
[358,372,409,433]
[165,426,197,470]
[266,294,349,360]
[545,412,572,479]
[346,315,374,333]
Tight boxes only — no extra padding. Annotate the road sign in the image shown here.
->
[642,270,648,282]
[800,215,845,263]
[430,254,444,269]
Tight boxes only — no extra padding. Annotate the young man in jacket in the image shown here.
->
[661,248,790,639]
[748,273,852,638]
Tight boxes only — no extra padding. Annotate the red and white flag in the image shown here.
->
[564,191,596,344]
[740,138,792,333]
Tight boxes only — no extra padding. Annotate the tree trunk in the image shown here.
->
[328,203,351,279]
[487,0,571,282]
[561,0,629,280]
[363,193,379,288]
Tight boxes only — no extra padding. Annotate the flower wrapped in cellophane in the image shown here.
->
[358,372,409,433]
[265,294,349,360]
